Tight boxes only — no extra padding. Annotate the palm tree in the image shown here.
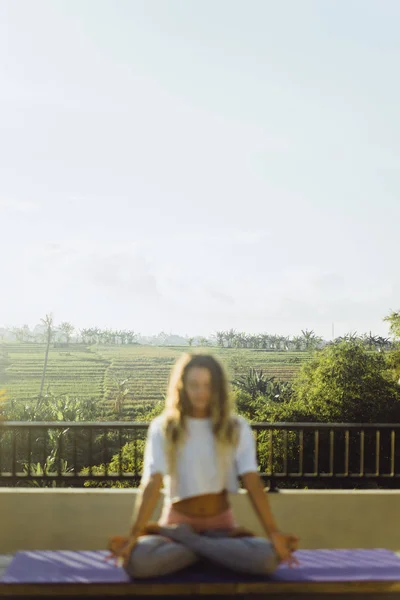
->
[112,377,131,419]
[375,336,392,352]
[241,332,252,348]
[269,334,279,350]
[344,331,359,342]
[238,334,246,348]
[93,327,101,344]
[260,334,271,350]
[59,322,75,345]
[215,331,225,348]
[245,334,256,349]
[80,328,91,344]
[301,329,323,351]
[39,313,54,397]
[300,329,313,350]
[117,330,127,345]
[384,311,400,340]
[291,336,304,351]
[85,327,100,344]
[22,324,31,342]
[12,327,25,342]
[106,329,115,345]
[225,329,236,348]
[95,329,104,344]
[126,330,137,345]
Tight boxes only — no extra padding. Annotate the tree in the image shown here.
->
[126,330,137,345]
[234,380,294,422]
[80,328,90,344]
[292,340,400,423]
[384,311,400,340]
[59,322,75,345]
[101,329,113,345]
[291,336,304,351]
[225,328,236,348]
[12,327,25,342]
[238,341,400,487]
[22,324,31,342]
[112,377,131,419]
[362,332,379,350]
[234,332,247,348]
[301,329,322,351]
[117,330,127,345]
[39,313,54,397]
[90,327,101,344]
[215,331,225,348]
[1,390,104,487]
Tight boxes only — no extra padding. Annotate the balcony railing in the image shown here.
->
[1,421,400,490]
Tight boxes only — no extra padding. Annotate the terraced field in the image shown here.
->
[0,344,109,402]
[0,344,311,416]
[100,346,179,408]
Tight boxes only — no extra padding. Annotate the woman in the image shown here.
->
[108,353,299,578]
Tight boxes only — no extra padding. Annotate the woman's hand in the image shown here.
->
[106,521,163,568]
[270,531,300,567]
[106,534,139,568]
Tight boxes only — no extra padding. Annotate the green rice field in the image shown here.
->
[0,344,311,416]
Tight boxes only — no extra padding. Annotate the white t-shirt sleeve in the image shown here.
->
[142,418,167,481]
[235,418,258,475]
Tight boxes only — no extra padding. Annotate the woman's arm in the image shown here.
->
[129,473,163,536]
[241,472,279,537]
[235,419,280,537]
[129,416,166,536]
[107,474,163,568]
[242,471,299,565]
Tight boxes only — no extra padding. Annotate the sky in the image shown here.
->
[1,0,399,340]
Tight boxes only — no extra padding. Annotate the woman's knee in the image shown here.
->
[245,537,280,575]
[125,535,165,578]
[264,546,280,574]
[125,535,196,579]
[126,553,154,578]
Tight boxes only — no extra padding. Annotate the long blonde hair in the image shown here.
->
[162,353,240,475]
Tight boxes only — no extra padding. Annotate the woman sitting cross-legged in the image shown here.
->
[108,353,299,578]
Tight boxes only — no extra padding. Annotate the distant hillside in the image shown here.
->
[0,343,311,417]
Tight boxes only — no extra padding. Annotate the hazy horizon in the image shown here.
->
[0,318,394,342]
[1,1,399,340]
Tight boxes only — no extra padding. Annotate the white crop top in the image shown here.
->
[141,414,258,504]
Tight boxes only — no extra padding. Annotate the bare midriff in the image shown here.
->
[171,490,230,518]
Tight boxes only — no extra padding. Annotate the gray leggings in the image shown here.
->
[125,523,279,579]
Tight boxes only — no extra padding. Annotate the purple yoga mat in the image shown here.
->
[2,549,400,584]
